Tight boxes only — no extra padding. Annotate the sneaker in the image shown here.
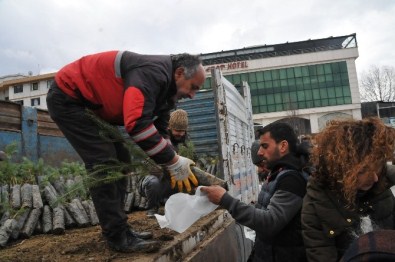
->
[107,230,159,253]
[146,207,159,218]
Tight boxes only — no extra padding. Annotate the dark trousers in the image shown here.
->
[139,174,175,209]
[46,83,130,239]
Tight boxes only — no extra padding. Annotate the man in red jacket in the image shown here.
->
[46,51,206,253]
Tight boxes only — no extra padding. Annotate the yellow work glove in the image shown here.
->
[166,156,198,192]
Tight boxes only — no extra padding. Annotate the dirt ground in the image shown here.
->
[0,209,181,262]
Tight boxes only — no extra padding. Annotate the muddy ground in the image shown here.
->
[0,208,198,262]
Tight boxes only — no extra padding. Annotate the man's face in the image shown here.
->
[257,132,286,166]
[174,64,206,101]
[170,129,186,142]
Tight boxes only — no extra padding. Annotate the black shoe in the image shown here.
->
[129,228,153,240]
[146,207,159,218]
[107,230,159,253]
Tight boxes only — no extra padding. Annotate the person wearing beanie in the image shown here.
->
[168,109,188,130]
[139,109,191,217]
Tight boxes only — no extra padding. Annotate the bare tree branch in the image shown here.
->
[359,65,395,102]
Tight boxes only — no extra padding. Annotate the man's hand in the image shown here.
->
[167,156,198,192]
[200,186,226,205]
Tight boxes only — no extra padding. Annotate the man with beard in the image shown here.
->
[201,122,309,262]
[46,51,205,253]
[139,109,192,217]
[251,140,270,184]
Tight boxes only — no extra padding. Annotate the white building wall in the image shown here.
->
[214,48,359,76]
[0,74,26,100]
[346,59,361,104]
[8,79,51,109]
[253,103,361,133]
[225,48,362,133]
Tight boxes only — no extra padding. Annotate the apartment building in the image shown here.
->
[0,72,55,110]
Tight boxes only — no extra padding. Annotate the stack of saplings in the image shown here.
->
[37,167,100,235]
[0,139,221,248]
[0,149,102,247]
[0,145,155,248]
[0,152,48,247]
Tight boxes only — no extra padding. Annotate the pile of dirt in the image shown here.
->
[0,210,178,262]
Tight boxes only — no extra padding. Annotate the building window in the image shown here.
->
[15,100,24,105]
[203,61,352,114]
[245,62,351,114]
[47,79,54,89]
[13,85,23,93]
[31,98,40,106]
[31,82,39,91]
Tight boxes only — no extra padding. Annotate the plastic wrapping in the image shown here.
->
[155,186,218,233]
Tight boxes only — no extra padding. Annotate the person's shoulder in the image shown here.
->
[276,169,307,197]
[386,163,395,185]
[277,169,307,183]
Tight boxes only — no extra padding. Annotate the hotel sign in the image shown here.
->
[204,61,249,72]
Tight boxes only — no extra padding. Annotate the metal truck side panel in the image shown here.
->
[212,69,259,203]
[178,90,219,157]
[185,218,254,262]
[178,73,259,204]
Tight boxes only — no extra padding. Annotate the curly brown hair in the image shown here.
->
[311,117,395,206]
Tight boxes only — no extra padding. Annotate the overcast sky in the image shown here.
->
[0,0,394,78]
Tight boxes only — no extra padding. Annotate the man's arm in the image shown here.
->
[221,189,302,240]
[122,67,176,165]
[154,108,171,138]
[202,174,304,241]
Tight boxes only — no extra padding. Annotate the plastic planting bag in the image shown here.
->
[155,186,218,233]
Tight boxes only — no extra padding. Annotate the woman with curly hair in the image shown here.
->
[302,117,395,262]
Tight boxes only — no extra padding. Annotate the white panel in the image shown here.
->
[212,68,259,203]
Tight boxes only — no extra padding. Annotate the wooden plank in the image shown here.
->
[36,110,64,137]
[37,121,59,129]
[0,110,21,118]
[0,104,21,118]
[37,111,54,122]
[0,115,21,125]
[0,115,21,131]
[37,119,64,136]
[37,128,64,137]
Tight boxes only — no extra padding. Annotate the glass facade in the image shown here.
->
[202,61,352,114]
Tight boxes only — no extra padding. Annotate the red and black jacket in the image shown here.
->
[55,51,177,164]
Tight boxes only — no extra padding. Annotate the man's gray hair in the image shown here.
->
[171,53,202,79]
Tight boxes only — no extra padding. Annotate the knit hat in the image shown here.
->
[251,140,264,165]
[169,109,188,131]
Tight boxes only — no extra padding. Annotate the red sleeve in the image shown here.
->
[123,87,144,133]
[123,87,175,164]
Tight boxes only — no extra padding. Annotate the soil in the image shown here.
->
[0,209,179,262]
